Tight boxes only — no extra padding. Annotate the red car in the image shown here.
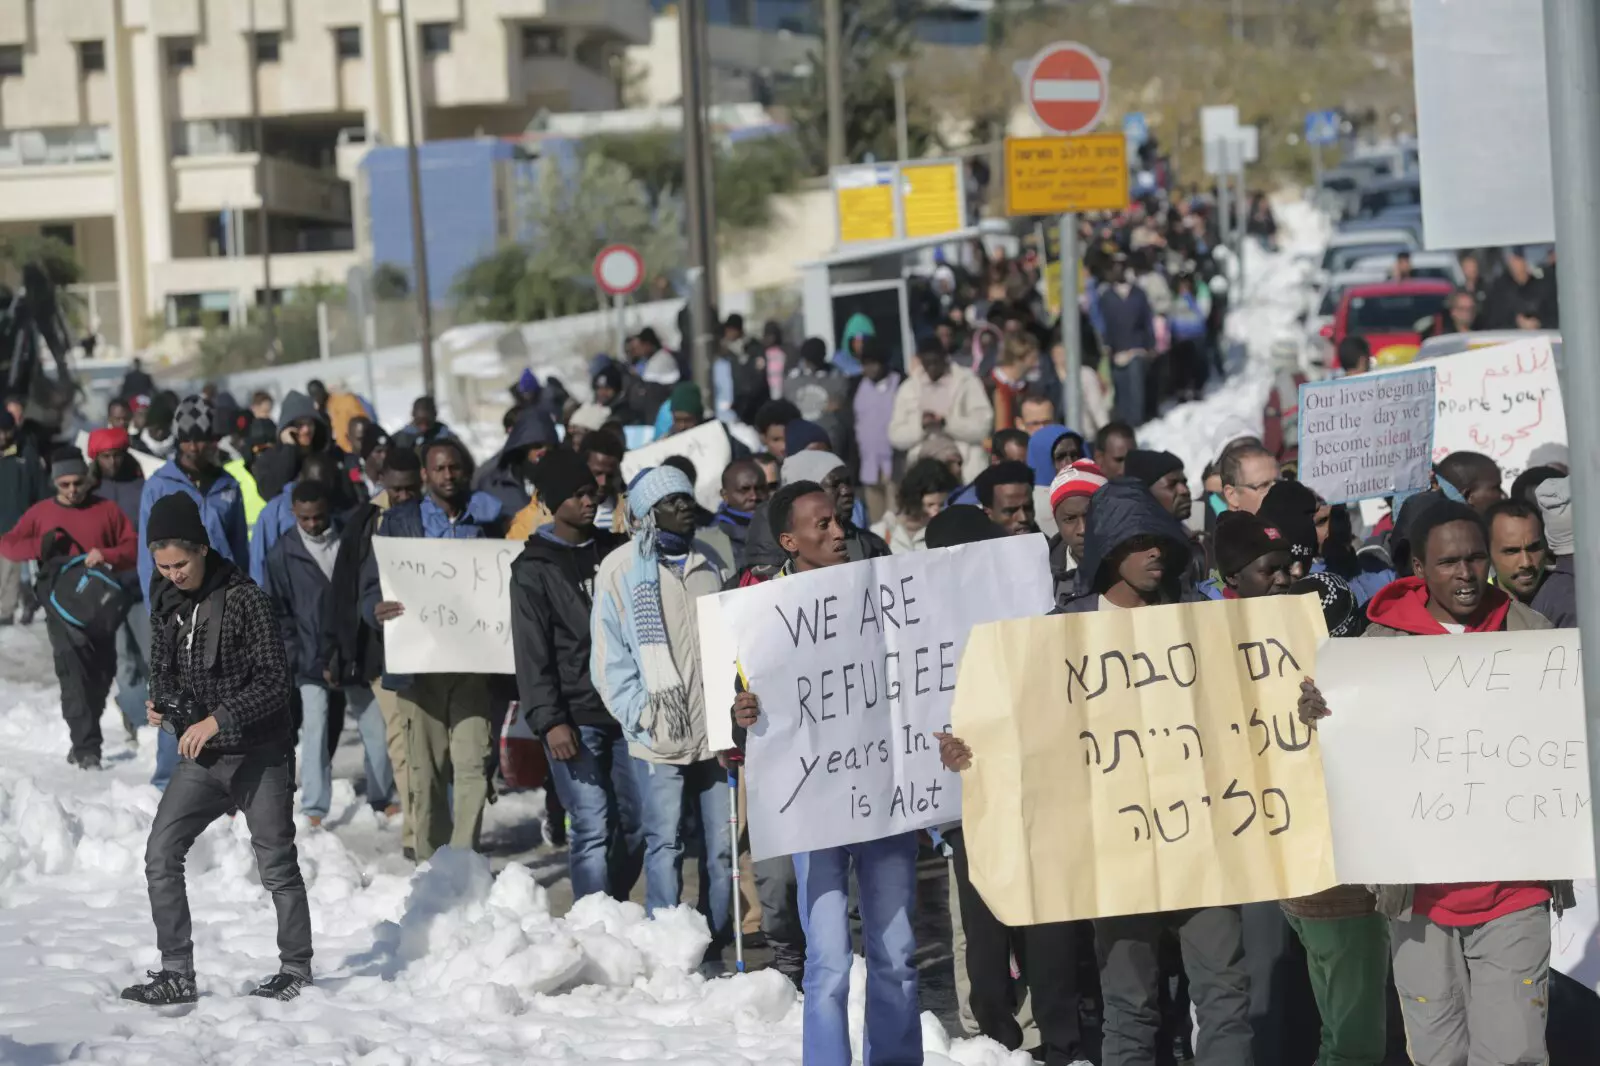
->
[1331,278,1454,366]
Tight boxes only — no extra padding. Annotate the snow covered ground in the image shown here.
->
[0,203,1321,1066]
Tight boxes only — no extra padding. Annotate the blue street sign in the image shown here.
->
[1304,109,1340,147]
[1123,111,1149,147]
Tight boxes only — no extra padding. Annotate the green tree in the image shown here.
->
[778,0,939,173]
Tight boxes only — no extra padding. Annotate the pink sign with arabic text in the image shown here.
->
[1431,337,1566,485]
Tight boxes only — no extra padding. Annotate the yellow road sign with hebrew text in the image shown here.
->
[1005,133,1129,216]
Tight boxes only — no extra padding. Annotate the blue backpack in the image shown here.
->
[35,546,132,641]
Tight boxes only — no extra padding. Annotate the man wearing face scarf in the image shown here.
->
[590,465,733,969]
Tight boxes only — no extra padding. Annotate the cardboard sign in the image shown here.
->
[1432,337,1566,486]
[372,538,521,674]
[1318,629,1595,885]
[953,595,1336,925]
[727,536,1053,861]
[1298,368,1435,504]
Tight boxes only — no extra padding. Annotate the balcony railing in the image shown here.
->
[0,126,113,168]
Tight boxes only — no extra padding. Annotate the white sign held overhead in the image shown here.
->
[1431,337,1567,486]
[1318,630,1596,886]
[618,419,732,513]
[372,538,522,675]
[726,537,1054,860]
[1297,368,1435,505]
[1412,0,1553,249]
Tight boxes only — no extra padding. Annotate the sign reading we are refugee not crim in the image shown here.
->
[723,537,1052,861]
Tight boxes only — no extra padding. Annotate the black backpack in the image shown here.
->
[34,531,132,642]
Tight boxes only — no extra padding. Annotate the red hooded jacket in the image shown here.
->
[1364,576,1551,926]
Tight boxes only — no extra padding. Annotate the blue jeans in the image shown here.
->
[1112,357,1147,428]
[299,683,395,818]
[114,608,149,734]
[793,833,921,1066]
[631,756,733,946]
[153,728,179,790]
[545,723,644,901]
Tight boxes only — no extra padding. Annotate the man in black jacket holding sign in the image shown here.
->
[509,449,641,901]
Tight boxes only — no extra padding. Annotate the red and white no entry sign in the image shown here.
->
[1022,42,1110,136]
[593,244,643,296]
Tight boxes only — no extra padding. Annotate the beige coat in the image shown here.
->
[887,365,994,483]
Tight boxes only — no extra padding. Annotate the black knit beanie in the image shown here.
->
[146,492,209,547]
[532,448,595,514]
[925,504,1006,549]
[1214,510,1289,577]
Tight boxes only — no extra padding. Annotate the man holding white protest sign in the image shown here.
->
[1301,498,1575,1066]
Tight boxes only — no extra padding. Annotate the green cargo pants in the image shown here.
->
[1285,911,1390,1066]
[398,673,492,862]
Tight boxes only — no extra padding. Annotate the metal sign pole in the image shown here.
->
[1060,213,1081,431]
[1216,139,1232,250]
[1541,0,1600,887]
[1310,138,1324,191]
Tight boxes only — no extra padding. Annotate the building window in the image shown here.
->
[0,46,22,78]
[41,224,75,248]
[79,41,106,74]
[420,23,452,56]
[521,26,564,58]
[334,26,362,59]
[167,38,195,69]
[254,32,280,63]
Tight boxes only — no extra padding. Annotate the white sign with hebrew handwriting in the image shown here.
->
[1318,629,1595,884]
[372,537,521,674]
[725,536,1053,860]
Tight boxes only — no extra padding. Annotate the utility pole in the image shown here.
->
[696,0,719,317]
[396,0,435,399]
[824,0,845,168]
[888,61,909,161]
[680,0,716,401]
[244,0,276,360]
[1541,0,1600,894]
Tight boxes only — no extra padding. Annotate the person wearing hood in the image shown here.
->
[834,311,876,376]
[1,448,137,769]
[264,481,394,829]
[222,417,276,535]
[592,362,646,426]
[590,466,732,968]
[733,481,921,1062]
[248,452,348,586]
[1046,460,1108,606]
[123,492,310,1006]
[889,339,994,484]
[1531,476,1576,627]
[783,337,853,457]
[249,391,332,521]
[781,449,890,561]
[510,450,640,903]
[1026,425,1076,535]
[477,405,558,517]
[1046,481,1253,1064]
[1299,500,1565,1066]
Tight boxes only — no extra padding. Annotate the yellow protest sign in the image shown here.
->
[952,595,1336,924]
[1005,133,1129,217]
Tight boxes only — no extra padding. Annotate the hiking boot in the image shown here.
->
[250,972,310,1000]
[121,970,198,1005]
[769,942,805,988]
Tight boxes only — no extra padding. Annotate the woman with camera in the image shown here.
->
[121,492,313,1006]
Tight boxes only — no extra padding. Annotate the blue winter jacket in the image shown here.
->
[137,460,248,598]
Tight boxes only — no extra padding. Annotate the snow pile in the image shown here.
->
[1141,197,1328,479]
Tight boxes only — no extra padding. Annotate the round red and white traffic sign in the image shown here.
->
[1022,42,1110,136]
[593,244,643,296]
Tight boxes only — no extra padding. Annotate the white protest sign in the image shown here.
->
[698,589,740,753]
[75,431,165,478]
[1432,337,1566,486]
[1297,367,1434,504]
[725,535,1054,860]
[1318,629,1595,885]
[619,420,731,512]
[372,537,521,674]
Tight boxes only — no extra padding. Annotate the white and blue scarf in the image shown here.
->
[624,467,697,751]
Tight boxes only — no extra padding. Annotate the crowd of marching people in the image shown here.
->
[0,237,1587,1060]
